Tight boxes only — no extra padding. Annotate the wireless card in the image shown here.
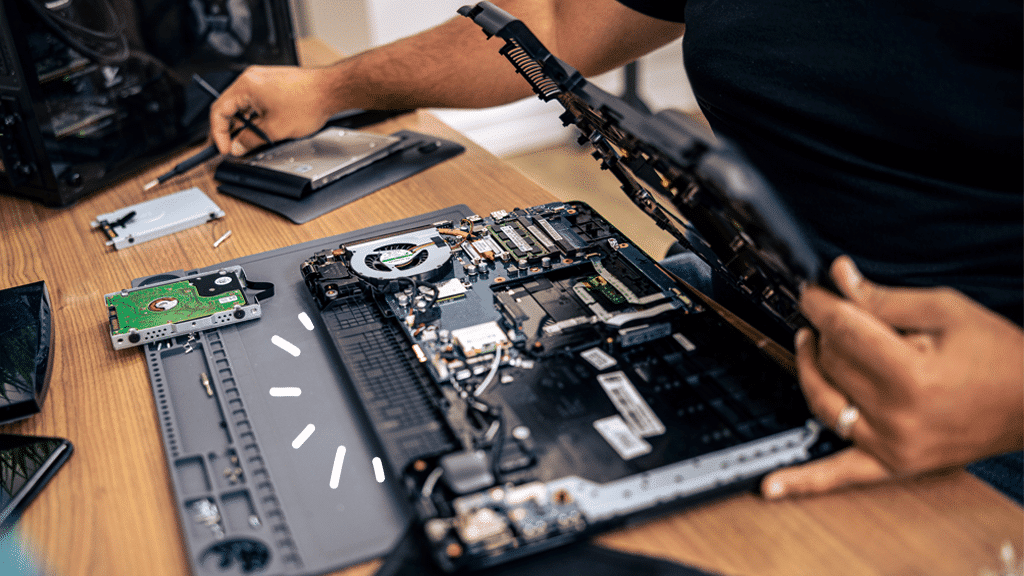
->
[105,266,262,350]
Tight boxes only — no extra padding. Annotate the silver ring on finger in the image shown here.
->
[834,403,860,440]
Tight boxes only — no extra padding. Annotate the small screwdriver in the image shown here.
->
[143,75,272,191]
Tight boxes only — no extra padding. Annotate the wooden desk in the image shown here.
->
[0,47,1020,576]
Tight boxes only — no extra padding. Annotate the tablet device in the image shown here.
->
[0,434,73,535]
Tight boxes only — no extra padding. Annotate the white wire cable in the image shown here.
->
[472,346,504,398]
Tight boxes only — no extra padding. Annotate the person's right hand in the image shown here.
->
[210,65,340,156]
[761,256,1024,499]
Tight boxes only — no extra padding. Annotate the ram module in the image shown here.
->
[105,267,262,350]
[486,221,553,262]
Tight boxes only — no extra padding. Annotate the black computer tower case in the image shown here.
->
[0,0,298,206]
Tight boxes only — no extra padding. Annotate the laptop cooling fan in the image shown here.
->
[347,228,454,284]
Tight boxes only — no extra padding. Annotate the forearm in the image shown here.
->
[314,0,685,112]
[210,0,683,153]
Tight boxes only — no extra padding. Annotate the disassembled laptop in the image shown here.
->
[296,3,841,571]
[301,202,832,571]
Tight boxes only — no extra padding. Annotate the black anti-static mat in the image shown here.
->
[140,205,472,576]
[216,130,465,224]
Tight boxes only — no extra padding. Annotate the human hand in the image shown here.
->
[762,256,1024,499]
[209,65,340,155]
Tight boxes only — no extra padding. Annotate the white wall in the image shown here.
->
[365,0,468,44]
[294,0,369,56]
[290,0,699,156]
[293,0,464,56]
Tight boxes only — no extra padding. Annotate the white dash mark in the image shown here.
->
[372,457,385,483]
[213,230,232,248]
[269,387,302,397]
[329,446,347,489]
[298,312,315,331]
[272,335,301,357]
[292,424,315,449]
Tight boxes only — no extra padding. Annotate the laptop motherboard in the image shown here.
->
[301,202,832,571]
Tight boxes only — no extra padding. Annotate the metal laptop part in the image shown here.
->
[90,188,225,250]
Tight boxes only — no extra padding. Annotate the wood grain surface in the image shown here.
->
[0,40,1020,576]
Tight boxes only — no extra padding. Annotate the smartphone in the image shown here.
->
[0,434,72,535]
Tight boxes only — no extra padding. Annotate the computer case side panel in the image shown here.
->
[0,0,64,205]
[0,0,299,207]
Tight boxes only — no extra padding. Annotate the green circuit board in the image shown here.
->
[105,278,246,335]
[583,275,626,305]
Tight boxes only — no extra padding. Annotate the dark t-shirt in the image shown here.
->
[617,0,1023,325]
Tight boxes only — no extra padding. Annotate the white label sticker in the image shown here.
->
[435,278,468,300]
[593,415,652,460]
[673,332,696,352]
[538,218,563,241]
[500,225,532,253]
[597,371,666,438]
[527,225,556,251]
[218,294,238,305]
[580,347,617,371]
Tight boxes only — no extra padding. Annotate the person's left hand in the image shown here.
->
[761,256,1024,499]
